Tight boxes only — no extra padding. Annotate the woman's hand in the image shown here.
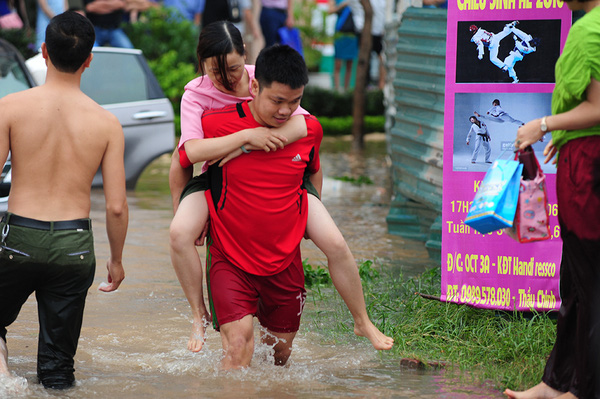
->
[245,127,287,152]
[208,128,289,167]
[515,118,545,150]
[543,139,558,165]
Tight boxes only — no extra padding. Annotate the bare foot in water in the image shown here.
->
[504,382,571,399]
[0,339,9,377]
[188,316,210,352]
[0,341,28,396]
[354,320,394,350]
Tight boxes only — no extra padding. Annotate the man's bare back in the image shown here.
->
[0,30,128,291]
[0,80,124,221]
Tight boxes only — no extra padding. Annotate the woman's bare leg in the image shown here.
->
[306,195,393,350]
[333,58,343,92]
[343,59,353,91]
[169,191,211,352]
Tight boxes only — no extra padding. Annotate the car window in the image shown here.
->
[0,56,30,98]
[81,52,148,105]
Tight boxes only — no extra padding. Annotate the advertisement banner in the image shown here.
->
[441,1,571,311]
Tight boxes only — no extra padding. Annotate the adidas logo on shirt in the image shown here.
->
[292,154,302,162]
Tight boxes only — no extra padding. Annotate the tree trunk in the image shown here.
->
[351,0,373,151]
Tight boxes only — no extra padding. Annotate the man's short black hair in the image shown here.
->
[254,45,308,91]
[45,11,95,73]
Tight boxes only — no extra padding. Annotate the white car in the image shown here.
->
[26,46,175,188]
[0,40,175,214]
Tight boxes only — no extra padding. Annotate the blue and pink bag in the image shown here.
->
[465,155,522,234]
[505,147,551,243]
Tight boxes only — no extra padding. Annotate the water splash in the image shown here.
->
[0,374,29,397]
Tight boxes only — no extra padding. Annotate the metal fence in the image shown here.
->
[385,7,447,260]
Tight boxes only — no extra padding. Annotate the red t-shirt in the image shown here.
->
[203,101,322,276]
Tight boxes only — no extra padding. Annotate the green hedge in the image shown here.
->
[302,86,384,118]
[124,7,198,67]
[318,115,385,135]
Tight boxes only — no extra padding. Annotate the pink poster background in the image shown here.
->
[441,1,571,311]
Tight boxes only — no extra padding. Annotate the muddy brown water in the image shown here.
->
[0,137,503,398]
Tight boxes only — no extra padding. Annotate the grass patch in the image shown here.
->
[302,259,556,391]
[331,175,374,186]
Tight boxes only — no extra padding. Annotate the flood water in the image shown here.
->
[0,136,503,398]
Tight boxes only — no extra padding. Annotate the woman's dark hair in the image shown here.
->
[45,11,95,73]
[196,21,245,92]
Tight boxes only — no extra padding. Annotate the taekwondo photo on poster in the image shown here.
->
[441,3,572,312]
[453,92,555,173]
[456,19,561,84]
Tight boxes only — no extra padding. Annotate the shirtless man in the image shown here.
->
[0,11,128,389]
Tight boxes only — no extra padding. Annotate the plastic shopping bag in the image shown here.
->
[505,147,550,243]
[0,11,23,30]
[465,157,523,234]
[277,27,304,58]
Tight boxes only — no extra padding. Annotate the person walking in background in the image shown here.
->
[123,0,157,23]
[35,0,67,49]
[0,0,29,30]
[466,115,491,164]
[201,0,260,41]
[368,0,385,89]
[259,0,293,47]
[505,0,600,398]
[328,0,357,92]
[84,0,134,48]
[347,0,386,89]
[162,0,203,26]
[0,11,128,389]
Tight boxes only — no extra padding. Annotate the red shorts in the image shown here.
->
[206,242,306,333]
[556,136,600,241]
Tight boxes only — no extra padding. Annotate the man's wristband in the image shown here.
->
[241,145,251,154]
